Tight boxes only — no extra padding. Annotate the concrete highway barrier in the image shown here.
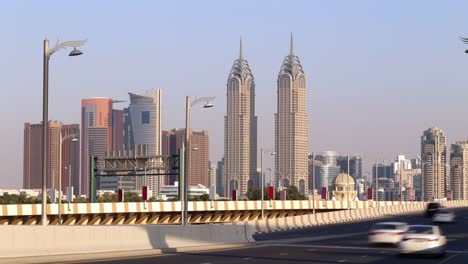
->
[0,224,252,259]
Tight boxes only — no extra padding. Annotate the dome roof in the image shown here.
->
[334,173,355,185]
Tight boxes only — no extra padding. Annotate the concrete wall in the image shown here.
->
[0,224,252,258]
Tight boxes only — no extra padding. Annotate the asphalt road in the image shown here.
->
[76,208,468,264]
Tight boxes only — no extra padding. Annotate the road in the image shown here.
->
[75,208,468,264]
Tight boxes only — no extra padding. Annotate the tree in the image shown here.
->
[125,192,141,202]
[274,185,306,200]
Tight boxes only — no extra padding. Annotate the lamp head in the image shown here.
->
[71,138,79,142]
[203,102,214,108]
[69,48,83,56]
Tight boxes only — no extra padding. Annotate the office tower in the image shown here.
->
[162,128,209,187]
[411,157,421,169]
[61,124,80,196]
[450,141,468,200]
[224,38,257,198]
[112,109,124,151]
[23,121,62,190]
[421,127,447,201]
[81,98,113,196]
[309,152,340,193]
[337,155,362,179]
[372,162,393,179]
[275,34,309,194]
[216,158,225,197]
[127,90,162,196]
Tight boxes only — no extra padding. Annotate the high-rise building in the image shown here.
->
[372,163,393,179]
[275,34,309,194]
[112,109,124,151]
[216,158,225,197]
[224,38,257,198]
[162,128,209,187]
[309,152,340,193]
[450,141,468,200]
[337,155,362,179]
[421,127,447,201]
[126,90,162,196]
[81,97,113,196]
[23,121,62,190]
[61,124,80,196]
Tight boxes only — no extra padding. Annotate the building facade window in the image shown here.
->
[141,111,150,124]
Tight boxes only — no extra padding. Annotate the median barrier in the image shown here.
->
[0,224,253,259]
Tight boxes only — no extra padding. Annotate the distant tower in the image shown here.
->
[421,127,447,201]
[224,38,257,198]
[275,34,309,194]
[81,98,113,196]
[450,141,468,200]
[127,90,162,196]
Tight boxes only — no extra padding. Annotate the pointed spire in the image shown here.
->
[290,32,294,56]
[239,36,244,60]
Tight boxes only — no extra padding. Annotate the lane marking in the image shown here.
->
[266,243,468,255]
[257,232,367,244]
[265,243,398,252]
[439,254,458,264]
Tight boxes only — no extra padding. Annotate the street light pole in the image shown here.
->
[41,38,86,226]
[312,153,315,215]
[41,39,49,226]
[58,134,78,225]
[261,148,264,219]
[182,96,215,226]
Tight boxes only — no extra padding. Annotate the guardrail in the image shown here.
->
[242,200,468,235]
[0,200,463,225]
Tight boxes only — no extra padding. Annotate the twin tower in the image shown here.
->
[224,34,309,198]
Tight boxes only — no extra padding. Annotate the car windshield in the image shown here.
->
[428,203,440,209]
[372,224,398,230]
[406,226,433,234]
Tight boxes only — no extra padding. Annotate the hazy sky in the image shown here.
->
[1,0,468,188]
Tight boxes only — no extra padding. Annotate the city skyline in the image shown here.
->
[3,1,468,188]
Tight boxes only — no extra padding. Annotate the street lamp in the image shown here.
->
[42,38,86,225]
[58,134,78,225]
[260,149,275,219]
[182,96,215,225]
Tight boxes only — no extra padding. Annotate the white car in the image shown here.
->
[399,225,447,257]
[368,222,408,245]
[433,210,455,223]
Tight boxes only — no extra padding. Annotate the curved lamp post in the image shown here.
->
[260,149,275,219]
[42,38,86,225]
[58,134,78,225]
[182,96,215,225]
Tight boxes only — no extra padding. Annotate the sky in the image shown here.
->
[1,0,468,188]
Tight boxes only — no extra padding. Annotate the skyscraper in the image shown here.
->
[216,158,225,197]
[23,121,62,190]
[421,127,447,201]
[337,155,362,179]
[275,34,309,194]
[224,38,257,198]
[81,97,113,196]
[450,141,468,200]
[112,109,124,151]
[162,128,209,187]
[127,90,162,196]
